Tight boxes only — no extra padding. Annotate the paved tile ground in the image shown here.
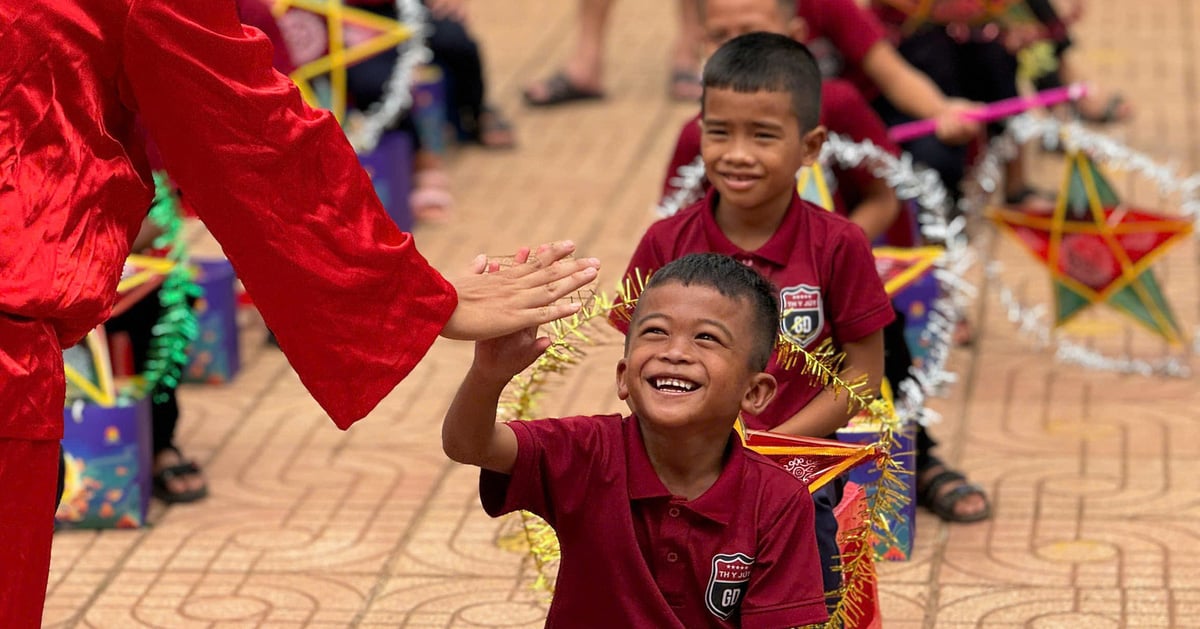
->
[44,0,1199,626]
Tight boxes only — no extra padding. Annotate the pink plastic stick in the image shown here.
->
[887,83,1090,144]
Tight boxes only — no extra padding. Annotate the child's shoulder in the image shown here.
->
[793,197,862,238]
[645,198,709,236]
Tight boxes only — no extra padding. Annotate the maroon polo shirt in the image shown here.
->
[616,191,894,431]
[796,0,888,98]
[481,414,828,628]
[660,79,909,245]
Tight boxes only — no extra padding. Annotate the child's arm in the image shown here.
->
[770,329,885,437]
[847,177,899,242]
[442,255,555,473]
[861,44,980,144]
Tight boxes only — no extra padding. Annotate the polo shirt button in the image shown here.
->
[666,552,679,562]
[668,507,680,517]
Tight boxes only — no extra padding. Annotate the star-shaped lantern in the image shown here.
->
[989,151,1193,344]
[273,0,415,123]
[798,166,945,297]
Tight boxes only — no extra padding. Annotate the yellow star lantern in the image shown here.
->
[989,151,1193,344]
[272,0,414,123]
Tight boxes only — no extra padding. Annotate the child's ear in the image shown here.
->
[799,125,827,167]
[615,358,631,401]
[741,372,777,416]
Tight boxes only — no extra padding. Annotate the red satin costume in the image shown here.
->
[1,2,458,624]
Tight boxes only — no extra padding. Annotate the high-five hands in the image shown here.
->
[441,241,600,341]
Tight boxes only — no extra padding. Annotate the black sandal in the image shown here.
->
[153,448,208,504]
[917,458,991,523]
[522,72,605,108]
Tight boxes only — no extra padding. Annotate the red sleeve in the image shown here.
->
[800,0,887,68]
[479,416,615,525]
[122,0,457,430]
[660,115,704,203]
[825,222,894,343]
[235,0,296,74]
[739,472,828,628]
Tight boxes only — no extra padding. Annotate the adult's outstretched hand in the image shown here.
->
[441,241,600,341]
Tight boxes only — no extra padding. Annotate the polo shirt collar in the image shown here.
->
[699,188,807,269]
[624,415,746,525]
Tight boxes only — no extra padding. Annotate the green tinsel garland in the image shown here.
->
[121,172,202,404]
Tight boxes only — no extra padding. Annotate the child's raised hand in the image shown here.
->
[471,325,553,383]
[934,98,983,145]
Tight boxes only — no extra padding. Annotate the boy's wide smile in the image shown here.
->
[648,375,701,394]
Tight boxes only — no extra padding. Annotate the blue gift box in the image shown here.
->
[837,420,917,561]
[57,399,152,529]
[184,258,241,384]
[890,268,940,369]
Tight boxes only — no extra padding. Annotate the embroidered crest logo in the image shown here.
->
[779,284,823,347]
[706,553,754,620]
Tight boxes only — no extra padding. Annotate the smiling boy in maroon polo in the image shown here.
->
[443,253,828,628]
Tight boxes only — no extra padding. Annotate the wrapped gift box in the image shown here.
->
[837,418,917,561]
[57,399,152,529]
[357,130,414,233]
[834,481,883,629]
[890,267,940,369]
[184,258,241,384]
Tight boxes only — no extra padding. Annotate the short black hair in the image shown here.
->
[701,32,822,131]
[636,253,779,370]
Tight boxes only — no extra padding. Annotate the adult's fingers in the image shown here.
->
[516,300,584,330]
[503,241,577,278]
[514,262,600,308]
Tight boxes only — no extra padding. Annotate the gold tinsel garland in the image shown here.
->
[498,277,908,629]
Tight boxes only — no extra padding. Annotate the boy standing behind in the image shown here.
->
[618,33,895,609]
[443,253,828,628]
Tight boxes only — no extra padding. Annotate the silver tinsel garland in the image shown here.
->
[965,114,1198,376]
[345,0,432,154]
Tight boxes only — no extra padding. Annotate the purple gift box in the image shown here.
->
[185,258,241,384]
[57,399,152,529]
[357,130,414,233]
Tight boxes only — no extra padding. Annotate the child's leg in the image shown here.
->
[811,479,846,614]
[106,291,207,502]
[885,308,990,522]
[523,0,611,105]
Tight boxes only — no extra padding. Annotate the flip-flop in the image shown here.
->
[1072,93,1131,125]
[152,448,208,504]
[474,106,516,150]
[522,72,605,108]
[669,69,702,102]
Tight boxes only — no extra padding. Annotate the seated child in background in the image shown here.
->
[662,0,907,246]
[620,32,895,611]
[442,252,829,629]
[682,0,992,525]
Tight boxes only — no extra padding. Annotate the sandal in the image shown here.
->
[669,68,702,103]
[1072,93,1132,125]
[522,72,605,108]
[474,106,516,150]
[153,447,208,504]
[917,457,991,523]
